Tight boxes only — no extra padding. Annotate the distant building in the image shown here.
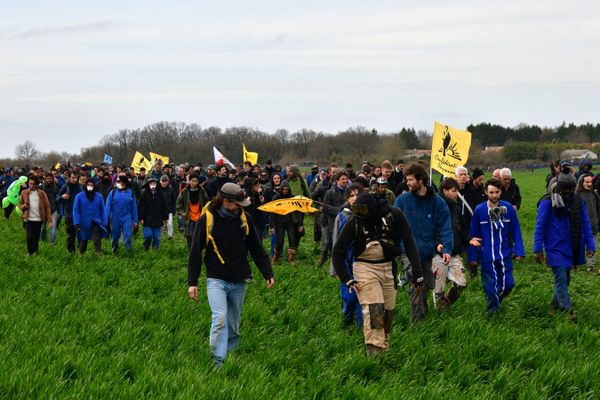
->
[403,149,431,159]
[560,149,598,161]
[483,146,504,153]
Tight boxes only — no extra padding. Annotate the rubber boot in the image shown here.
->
[384,310,394,338]
[287,248,296,264]
[446,284,464,305]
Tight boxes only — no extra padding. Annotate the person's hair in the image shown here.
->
[243,160,252,167]
[455,166,468,175]
[334,171,349,182]
[346,183,364,199]
[79,171,88,178]
[404,163,428,183]
[188,173,199,182]
[381,161,393,170]
[160,175,170,182]
[69,171,79,178]
[44,172,53,179]
[29,175,40,184]
[211,193,224,209]
[396,159,404,165]
[485,178,502,191]
[139,167,146,172]
[345,163,353,169]
[440,177,459,192]
[500,167,511,177]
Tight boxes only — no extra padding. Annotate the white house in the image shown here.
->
[560,149,598,161]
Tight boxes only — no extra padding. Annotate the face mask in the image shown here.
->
[87,186,94,192]
[116,183,123,190]
[149,183,157,190]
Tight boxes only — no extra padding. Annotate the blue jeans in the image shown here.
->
[340,283,363,328]
[206,278,247,363]
[551,266,572,311]
[142,226,161,249]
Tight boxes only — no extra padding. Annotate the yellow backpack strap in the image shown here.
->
[240,211,250,236]
[204,207,226,264]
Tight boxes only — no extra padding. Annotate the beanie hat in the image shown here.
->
[472,168,484,180]
[557,173,576,191]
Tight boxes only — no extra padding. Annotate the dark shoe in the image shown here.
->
[271,251,280,265]
[567,310,577,323]
[366,344,383,356]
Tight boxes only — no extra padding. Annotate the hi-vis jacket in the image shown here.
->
[467,200,525,265]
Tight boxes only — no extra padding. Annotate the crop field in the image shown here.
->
[1,169,600,399]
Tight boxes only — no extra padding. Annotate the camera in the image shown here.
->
[488,206,507,221]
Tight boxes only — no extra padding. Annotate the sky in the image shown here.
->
[1,0,600,158]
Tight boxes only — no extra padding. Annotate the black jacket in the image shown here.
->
[500,179,522,210]
[187,204,273,285]
[138,187,169,228]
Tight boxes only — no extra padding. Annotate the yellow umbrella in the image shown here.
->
[258,195,319,215]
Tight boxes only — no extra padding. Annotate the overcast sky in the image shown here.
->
[1,0,599,158]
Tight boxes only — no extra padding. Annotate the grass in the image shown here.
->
[1,169,600,399]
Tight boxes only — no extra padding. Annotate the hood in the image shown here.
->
[579,159,593,171]
[576,172,594,193]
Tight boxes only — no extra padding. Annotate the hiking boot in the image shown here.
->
[287,248,296,264]
[366,344,383,356]
[271,251,280,265]
[316,250,327,267]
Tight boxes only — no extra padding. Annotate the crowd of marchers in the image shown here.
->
[0,157,597,364]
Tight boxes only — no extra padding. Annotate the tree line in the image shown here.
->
[5,121,600,168]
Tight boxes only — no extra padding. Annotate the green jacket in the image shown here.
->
[176,187,209,223]
[288,176,310,198]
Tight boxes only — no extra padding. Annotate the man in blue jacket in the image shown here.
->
[106,175,138,254]
[468,179,525,313]
[73,180,108,255]
[393,163,453,323]
[534,173,595,319]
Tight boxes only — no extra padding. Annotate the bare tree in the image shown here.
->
[15,140,39,164]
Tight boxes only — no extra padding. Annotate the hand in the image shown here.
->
[469,237,482,247]
[515,256,524,262]
[298,226,304,233]
[270,228,275,235]
[513,205,518,211]
[436,244,443,253]
[188,286,199,302]
[74,224,80,231]
[348,281,361,294]
[133,223,139,229]
[139,220,144,226]
[587,251,595,258]
[62,193,70,200]
[442,253,451,265]
[534,253,544,264]
[181,212,187,217]
[266,277,275,289]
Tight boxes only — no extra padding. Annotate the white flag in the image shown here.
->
[212,146,235,169]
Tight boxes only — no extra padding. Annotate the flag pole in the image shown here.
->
[429,166,433,186]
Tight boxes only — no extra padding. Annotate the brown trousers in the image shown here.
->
[353,242,396,349]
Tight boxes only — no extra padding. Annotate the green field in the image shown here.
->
[1,169,600,399]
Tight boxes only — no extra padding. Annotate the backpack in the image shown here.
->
[202,202,249,264]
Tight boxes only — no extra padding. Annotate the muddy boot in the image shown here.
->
[445,284,464,305]
[271,250,280,265]
[287,248,296,264]
[316,249,328,267]
[366,344,383,357]
[384,310,394,338]
[433,292,447,310]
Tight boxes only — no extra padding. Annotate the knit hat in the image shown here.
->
[557,173,576,191]
[289,164,300,175]
[472,168,484,180]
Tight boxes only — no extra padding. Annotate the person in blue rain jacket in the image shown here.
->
[105,175,138,253]
[73,180,108,255]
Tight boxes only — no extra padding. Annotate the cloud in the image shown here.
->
[14,20,116,39]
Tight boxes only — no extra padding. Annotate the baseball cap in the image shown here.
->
[376,177,388,185]
[220,182,251,207]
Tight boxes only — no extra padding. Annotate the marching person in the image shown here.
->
[332,192,422,355]
[73,179,107,255]
[393,163,453,323]
[433,178,468,309]
[57,171,83,253]
[187,183,275,368]
[176,174,209,250]
[105,175,138,254]
[576,173,600,272]
[468,179,525,313]
[534,173,595,319]
[138,177,168,251]
[18,175,52,256]
[269,180,304,265]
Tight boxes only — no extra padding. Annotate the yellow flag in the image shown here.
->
[149,152,170,166]
[258,196,319,215]
[430,122,472,178]
[242,144,258,165]
[131,151,152,173]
